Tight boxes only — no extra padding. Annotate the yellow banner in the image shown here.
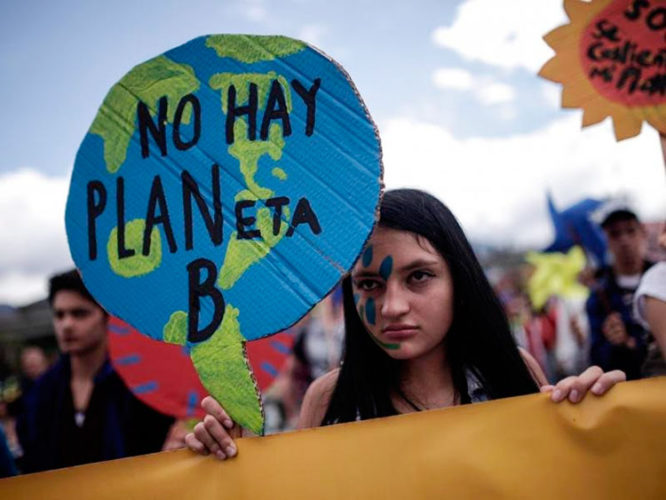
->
[2,377,665,499]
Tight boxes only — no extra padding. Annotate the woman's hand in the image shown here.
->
[184,396,241,460]
[540,366,626,403]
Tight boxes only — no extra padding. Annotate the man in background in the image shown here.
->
[16,270,173,473]
[587,204,652,379]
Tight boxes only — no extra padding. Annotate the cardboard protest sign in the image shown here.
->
[3,378,666,498]
[107,316,296,419]
[539,0,666,140]
[66,35,383,434]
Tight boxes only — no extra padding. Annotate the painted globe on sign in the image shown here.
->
[66,35,382,348]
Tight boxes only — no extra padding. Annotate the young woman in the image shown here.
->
[186,189,625,460]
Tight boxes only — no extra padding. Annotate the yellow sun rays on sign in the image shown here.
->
[539,0,666,141]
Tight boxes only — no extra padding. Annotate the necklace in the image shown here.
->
[396,386,459,412]
[396,387,422,411]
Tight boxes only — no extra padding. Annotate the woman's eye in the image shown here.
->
[355,279,380,291]
[409,270,433,283]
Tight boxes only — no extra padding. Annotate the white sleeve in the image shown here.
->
[633,263,666,329]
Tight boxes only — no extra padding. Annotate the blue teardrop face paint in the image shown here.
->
[379,255,393,281]
[362,245,373,267]
[365,298,376,325]
[356,296,400,351]
[353,293,360,306]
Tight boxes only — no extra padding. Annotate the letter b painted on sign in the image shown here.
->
[187,258,225,343]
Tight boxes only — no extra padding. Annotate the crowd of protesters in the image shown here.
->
[497,204,665,385]
[0,197,664,476]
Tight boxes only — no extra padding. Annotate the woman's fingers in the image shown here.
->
[549,376,576,403]
[204,414,237,458]
[550,366,601,403]
[201,396,234,429]
[590,369,626,396]
[184,397,240,460]
[549,366,625,403]
[192,421,226,458]
[184,432,208,455]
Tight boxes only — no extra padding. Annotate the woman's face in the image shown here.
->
[351,226,454,361]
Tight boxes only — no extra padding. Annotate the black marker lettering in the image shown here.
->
[591,20,621,42]
[143,175,177,255]
[138,96,168,158]
[647,7,666,31]
[187,258,225,343]
[286,197,321,237]
[265,196,290,236]
[173,94,201,151]
[116,177,135,259]
[260,80,291,140]
[292,78,321,136]
[235,200,260,239]
[87,181,107,260]
[616,66,642,93]
[226,84,258,144]
[625,0,650,20]
[182,164,223,250]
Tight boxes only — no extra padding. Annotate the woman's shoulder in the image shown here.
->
[297,368,340,429]
[518,347,548,387]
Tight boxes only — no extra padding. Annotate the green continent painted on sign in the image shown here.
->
[107,219,162,277]
[205,35,305,63]
[190,304,263,435]
[271,167,287,181]
[217,120,290,290]
[230,120,285,198]
[163,310,188,345]
[90,56,200,173]
[209,71,292,116]
[209,70,296,290]
[218,203,290,290]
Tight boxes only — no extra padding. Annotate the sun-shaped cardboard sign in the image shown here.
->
[65,35,383,434]
[539,0,666,140]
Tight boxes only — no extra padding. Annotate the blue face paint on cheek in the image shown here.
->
[379,256,393,281]
[365,297,376,325]
[353,293,360,306]
[362,245,373,267]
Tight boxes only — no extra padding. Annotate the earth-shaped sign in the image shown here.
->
[66,35,382,434]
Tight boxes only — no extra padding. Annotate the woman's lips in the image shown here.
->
[382,326,418,341]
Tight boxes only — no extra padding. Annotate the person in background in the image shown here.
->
[633,227,666,376]
[263,292,344,433]
[16,270,173,473]
[587,204,652,380]
[7,346,50,418]
[0,425,16,478]
[19,347,49,382]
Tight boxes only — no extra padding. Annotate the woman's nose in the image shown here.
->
[381,282,409,318]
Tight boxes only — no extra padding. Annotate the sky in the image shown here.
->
[1,0,665,305]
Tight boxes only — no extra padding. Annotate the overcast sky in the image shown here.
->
[1,0,665,305]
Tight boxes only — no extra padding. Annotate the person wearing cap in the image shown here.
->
[16,269,174,473]
[586,204,652,380]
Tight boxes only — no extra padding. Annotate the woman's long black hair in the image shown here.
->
[322,189,539,425]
